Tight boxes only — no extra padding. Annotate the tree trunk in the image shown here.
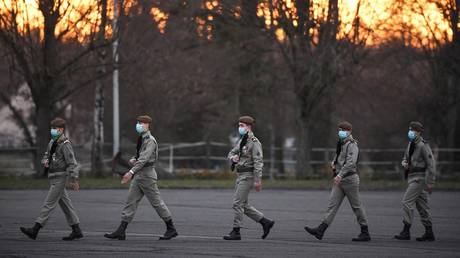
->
[91,78,105,177]
[34,101,53,178]
[91,0,108,177]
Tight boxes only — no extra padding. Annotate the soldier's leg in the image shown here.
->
[343,178,368,226]
[402,180,424,225]
[241,178,264,222]
[59,187,80,226]
[232,176,249,228]
[141,178,172,221]
[121,177,144,223]
[415,190,435,241]
[141,177,177,240]
[321,184,346,226]
[35,177,66,226]
[415,190,432,227]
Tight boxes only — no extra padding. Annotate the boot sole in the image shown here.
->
[223,237,241,240]
[104,234,126,240]
[394,236,410,240]
[20,227,37,240]
[304,227,323,240]
[159,232,178,240]
[352,238,371,242]
[63,234,84,241]
[262,221,275,239]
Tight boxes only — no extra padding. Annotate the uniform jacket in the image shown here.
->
[332,135,359,178]
[42,134,78,179]
[228,131,263,182]
[402,136,436,184]
[131,130,159,179]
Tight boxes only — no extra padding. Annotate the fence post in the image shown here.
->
[169,144,174,173]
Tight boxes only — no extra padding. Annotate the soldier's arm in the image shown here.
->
[252,141,264,182]
[422,144,436,185]
[337,143,358,178]
[42,141,52,163]
[331,154,337,168]
[62,142,79,180]
[130,138,155,174]
[402,144,410,167]
[227,143,239,160]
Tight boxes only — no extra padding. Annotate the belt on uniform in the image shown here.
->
[342,171,357,178]
[236,167,254,173]
[409,167,426,174]
[144,162,155,167]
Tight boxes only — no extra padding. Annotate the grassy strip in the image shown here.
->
[1,177,460,191]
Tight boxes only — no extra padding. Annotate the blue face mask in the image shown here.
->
[338,130,348,140]
[408,130,416,141]
[238,126,247,136]
[50,128,60,139]
[136,123,145,134]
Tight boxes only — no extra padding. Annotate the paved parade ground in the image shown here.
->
[1,188,460,257]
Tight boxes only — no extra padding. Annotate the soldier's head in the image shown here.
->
[136,115,152,134]
[238,116,254,136]
[408,121,423,141]
[337,121,352,140]
[50,117,66,139]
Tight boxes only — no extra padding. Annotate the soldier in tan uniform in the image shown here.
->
[395,121,436,241]
[104,115,178,240]
[20,117,83,240]
[305,121,370,241]
[223,116,274,240]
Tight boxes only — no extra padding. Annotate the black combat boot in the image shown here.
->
[394,222,411,240]
[63,224,84,241]
[352,225,371,241]
[259,217,275,239]
[223,227,241,240]
[416,226,435,242]
[104,221,128,240]
[159,219,178,240]
[304,222,328,240]
[20,222,42,240]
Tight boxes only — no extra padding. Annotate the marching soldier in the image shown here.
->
[394,121,436,241]
[305,121,371,241]
[223,116,275,240]
[20,117,83,240]
[104,115,178,240]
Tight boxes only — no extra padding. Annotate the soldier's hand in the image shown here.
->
[333,175,342,186]
[402,161,409,169]
[121,172,133,184]
[254,181,262,192]
[129,158,137,166]
[330,162,335,170]
[43,159,49,168]
[426,184,433,194]
[231,155,239,163]
[69,181,80,191]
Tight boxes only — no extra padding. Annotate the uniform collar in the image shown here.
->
[413,136,423,144]
[54,134,66,143]
[341,134,354,144]
[141,130,151,138]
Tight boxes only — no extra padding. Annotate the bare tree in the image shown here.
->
[0,0,113,175]
[265,0,369,178]
[91,0,110,177]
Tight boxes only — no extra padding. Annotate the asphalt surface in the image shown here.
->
[1,187,459,258]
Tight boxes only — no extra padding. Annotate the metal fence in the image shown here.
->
[1,142,459,179]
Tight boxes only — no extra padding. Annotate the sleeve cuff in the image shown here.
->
[129,170,135,175]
